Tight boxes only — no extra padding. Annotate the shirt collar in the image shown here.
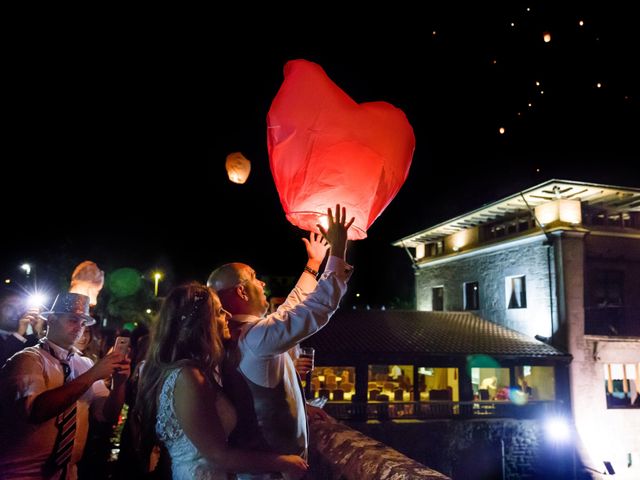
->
[229,313,262,323]
[43,338,75,360]
[229,314,260,325]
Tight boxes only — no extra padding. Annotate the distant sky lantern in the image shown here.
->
[543,32,552,43]
[225,152,251,184]
[499,127,506,134]
[267,59,415,240]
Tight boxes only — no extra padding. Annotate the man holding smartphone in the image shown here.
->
[0,292,130,479]
[0,288,45,367]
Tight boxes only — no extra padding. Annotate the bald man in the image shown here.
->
[207,205,353,480]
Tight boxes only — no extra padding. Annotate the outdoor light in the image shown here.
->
[543,32,552,43]
[20,263,31,276]
[536,199,582,225]
[544,416,571,442]
[153,272,163,297]
[225,152,251,184]
[268,59,415,240]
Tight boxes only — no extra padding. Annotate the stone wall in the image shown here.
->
[343,418,577,479]
[308,419,450,480]
[416,237,557,339]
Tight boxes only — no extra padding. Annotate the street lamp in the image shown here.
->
[20,262,37,286]
[153,272,163,297]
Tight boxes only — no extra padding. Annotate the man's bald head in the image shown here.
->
[206,263,248,292]
[207,263,268,317]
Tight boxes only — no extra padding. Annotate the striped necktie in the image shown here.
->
[40,342,77,473]
[53,352,77,468]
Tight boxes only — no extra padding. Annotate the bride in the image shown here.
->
[135,282,308,479]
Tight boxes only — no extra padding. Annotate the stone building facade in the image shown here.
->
[395,179,640,477]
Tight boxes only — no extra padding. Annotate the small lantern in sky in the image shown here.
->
[69,260,105,306]
[543,32,552,43]
[225,152,251,184]
[267,59,415,240]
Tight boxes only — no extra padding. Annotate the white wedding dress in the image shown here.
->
[156,368,237,480]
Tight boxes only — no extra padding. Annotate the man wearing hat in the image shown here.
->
[0,292,130,479]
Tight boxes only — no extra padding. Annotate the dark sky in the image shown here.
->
[3,4,638,307]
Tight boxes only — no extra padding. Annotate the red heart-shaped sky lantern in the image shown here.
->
[267,59,415,240]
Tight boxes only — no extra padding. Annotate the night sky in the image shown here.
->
[3,4,638,308]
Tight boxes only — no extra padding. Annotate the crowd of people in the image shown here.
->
[0,205,354,480]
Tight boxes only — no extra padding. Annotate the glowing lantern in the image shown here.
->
[267,59,415,240]
[225,152,251,184]
[543,32,552,43]
[69,260,105,306]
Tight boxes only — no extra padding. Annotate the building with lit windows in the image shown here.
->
[390,179,640,477]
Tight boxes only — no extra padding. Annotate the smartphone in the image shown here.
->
[114,336,131,356]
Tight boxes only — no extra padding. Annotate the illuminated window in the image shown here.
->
[429,241,444,256]
[432,287,444,311]
[515,365,555,400]
[418,367,459,402]
[368,365,414,402]
[309,366,355,401]
[604,363,640,409]
[464,282,479,310]
[506,275,527,309]
[472,367,511,401]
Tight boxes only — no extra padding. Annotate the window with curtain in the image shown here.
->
[506,275,527,309]
[604,363,640,409]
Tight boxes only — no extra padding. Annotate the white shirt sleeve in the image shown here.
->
[0,350,48,420]
[243,256,352,358]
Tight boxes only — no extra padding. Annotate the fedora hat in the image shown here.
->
[42,292,96,326]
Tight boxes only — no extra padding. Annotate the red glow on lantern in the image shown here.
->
[267,60,415,240]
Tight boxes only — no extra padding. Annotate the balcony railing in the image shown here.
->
[308,419,450,480]
[324,399,557,421]
[584,306,640,337]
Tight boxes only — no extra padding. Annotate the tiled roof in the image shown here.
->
[304,310,569,360]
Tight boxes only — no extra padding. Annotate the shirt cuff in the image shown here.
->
[12,332,27,343]
[325,256,353,281]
